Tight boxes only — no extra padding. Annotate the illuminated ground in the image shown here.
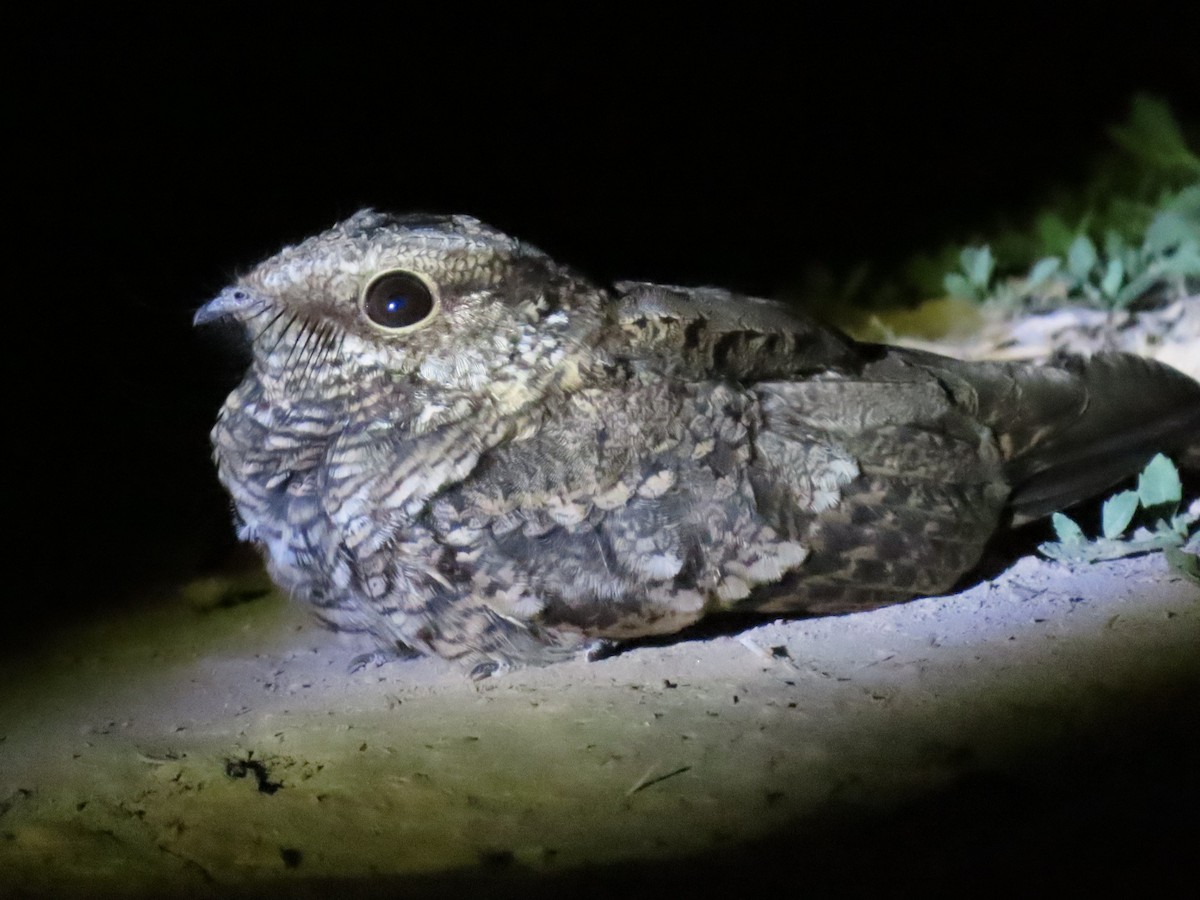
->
[3,300,1197,897]
[1,541,1197,897]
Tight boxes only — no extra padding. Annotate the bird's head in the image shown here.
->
[196,210,604,417]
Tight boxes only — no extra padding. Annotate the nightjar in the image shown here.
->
[196,210,1200,677]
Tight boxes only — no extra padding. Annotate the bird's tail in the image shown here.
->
[903,350,1200,523]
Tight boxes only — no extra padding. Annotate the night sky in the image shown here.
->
[8,13,1198,627]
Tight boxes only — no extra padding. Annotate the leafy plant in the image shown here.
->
[943,245,996,302]
[1109,94,1200,179]
[1020,185,1200,309]
[801,95,1198,322]
[943,96,1200,312]
[1039,454,1199,582]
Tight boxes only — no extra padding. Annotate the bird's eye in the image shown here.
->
[360,269,439,332]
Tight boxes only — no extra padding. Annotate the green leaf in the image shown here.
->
[1170,509,1200,538]
[1101,490,1139,538]
[1037,213,1075,256]
[1144,209,1200,255]
[1109,95,1200,176]
[1052,512,1086,545]
[1163,183,1200,217]
[1137,453,1182,506]
[943,272,974,300]
[1027,256,1062,287]
[1164,548,1200,585]
[1067,235,1097,280]
[959,246,994,289]
[1100,258,1125,298]
[1103,229,1128,260]
[1156,240,1200,276]
[1115,265,1163,307]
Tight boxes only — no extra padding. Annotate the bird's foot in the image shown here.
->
[585,639,624,662]
[347,642,422,674]
[469,660,501,681]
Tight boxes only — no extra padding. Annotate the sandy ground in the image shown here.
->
[2,301,1197,897]
[1,539,1197,898]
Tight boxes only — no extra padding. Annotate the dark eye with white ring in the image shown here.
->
[360,269,439,332]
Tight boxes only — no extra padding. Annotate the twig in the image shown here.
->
[626,765,691,796]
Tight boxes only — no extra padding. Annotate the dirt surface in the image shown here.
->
[2,539,1197,898]
[3,302,1198,897]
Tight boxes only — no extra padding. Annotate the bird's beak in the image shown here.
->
[193,286,262,326]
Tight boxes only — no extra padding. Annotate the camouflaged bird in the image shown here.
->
[196,210,1200,677]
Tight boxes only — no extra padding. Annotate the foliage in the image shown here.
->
[940,96,1200,311]
[942,246,995,303]
[1110,94,1200,179]
[1038,454,1199,581]
[1015,185,1200,310]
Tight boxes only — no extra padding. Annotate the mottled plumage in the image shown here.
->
[196,211,1200,677]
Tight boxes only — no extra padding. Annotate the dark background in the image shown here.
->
[4,10,1199,894]
[7,12,1198,614]
[10,11,1200,615]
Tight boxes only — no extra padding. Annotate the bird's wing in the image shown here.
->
[606,281,868,380]
[886,348,1200,521]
